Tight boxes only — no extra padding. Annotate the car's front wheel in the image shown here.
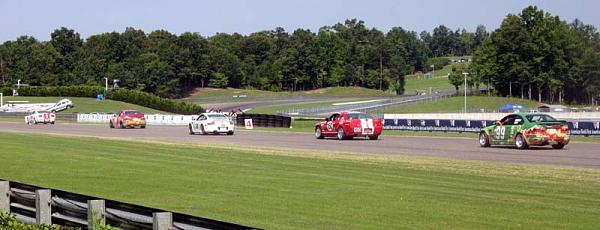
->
[189,124,195,135]
[109,121,114,128]
[368,135,379,140]
[227,131,234,135]
[479,132,490,147]
[515,134,529,149]
[315,127,324,139]
[552,143,565,149]
[119,121,125,129]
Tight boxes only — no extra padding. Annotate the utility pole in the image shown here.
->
[462,72,469,113]
[104,77,108,95]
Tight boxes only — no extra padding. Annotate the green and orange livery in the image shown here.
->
[479,113,569,149]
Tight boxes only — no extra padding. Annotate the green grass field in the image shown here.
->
[2,96,167,114]
[1,132,599,229]
[403,62,467,95]
[383,96,542,113]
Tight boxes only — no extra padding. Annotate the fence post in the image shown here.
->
[0,181,8,213]
[88,200,105,229]
[35,189,51,225]
[153,212,172,230]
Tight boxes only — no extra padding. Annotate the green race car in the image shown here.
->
[479,113,570,149]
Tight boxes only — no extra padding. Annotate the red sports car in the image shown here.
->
[315,111,383,140]
[110,110,146,129]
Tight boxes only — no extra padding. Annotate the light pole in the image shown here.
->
[462,72,469,113]
[103,77,108,95]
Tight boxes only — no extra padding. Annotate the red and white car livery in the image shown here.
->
[109,110,146,129]
[25,110,56,125]
[315,111,383,140]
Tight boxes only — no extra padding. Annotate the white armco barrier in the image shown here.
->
[385,112,600,121]
[77,114,197,125]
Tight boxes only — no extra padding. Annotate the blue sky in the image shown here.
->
[1,0,598,42]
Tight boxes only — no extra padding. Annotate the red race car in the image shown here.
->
[315,111,383,140]
[110,110,146,129]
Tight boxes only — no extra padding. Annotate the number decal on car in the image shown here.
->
[494,126,506,140]
[326,121,333,131]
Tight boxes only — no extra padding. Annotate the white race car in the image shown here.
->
[25,110,56,125]
[46,99,73,112]
[189,113,235,135]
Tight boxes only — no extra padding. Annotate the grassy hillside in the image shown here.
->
[403,62,468,95]
[384,96,542,113]
[2,96,168,114]
[1,132,599,229]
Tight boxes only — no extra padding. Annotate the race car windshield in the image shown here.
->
[526,114,557,122]
[346,113,373,119]
[124,111,141,115]
[37,111,50,113]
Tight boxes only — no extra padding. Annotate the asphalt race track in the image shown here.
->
[1,122,599,168]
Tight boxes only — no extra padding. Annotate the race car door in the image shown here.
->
[323,113,340,136]
[492,115,516,145]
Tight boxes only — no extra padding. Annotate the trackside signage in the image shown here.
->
[384,119,600,136]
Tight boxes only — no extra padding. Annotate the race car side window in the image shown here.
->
[330,114,339,121]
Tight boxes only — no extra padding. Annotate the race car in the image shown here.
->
[109,110,146,129]
[188,113,234,135]
[25,110,55,125]
[315,111,383,140]
[479,113,570,149]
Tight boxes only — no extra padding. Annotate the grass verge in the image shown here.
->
[1,132,599,229]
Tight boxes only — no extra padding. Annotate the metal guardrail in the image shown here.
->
[278,94,452,117]
[383,119,600,136]
[0,180,258,230]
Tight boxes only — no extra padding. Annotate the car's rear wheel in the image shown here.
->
[337,127,346,140]
[368,135,379,140]
[479,132,490,147]
[109,121,114,128]
[315,127,324,139]
[552,143,565,149]
[227,131,234,135]
[119,121,125,129]
[50,121,55,125]
[515,134,529,149]
[140,125,146,129]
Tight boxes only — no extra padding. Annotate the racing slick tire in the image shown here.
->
[515,134,529,149]
[337,127,347,140]
[227,131,234,135]
[119,121,125,129]
[110,121,114,128]
[50,121,55,125]
[189,124,195,135]
[140,125,146,129]
[479,132,490,147]
[368,135,379,140]
[315,127,324,139]
[552,143,565,149]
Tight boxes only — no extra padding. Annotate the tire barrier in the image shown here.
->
[0,180,256,230]
[383,119,600,136]
[235,114,292,128]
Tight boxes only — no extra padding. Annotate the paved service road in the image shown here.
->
[1,123,599,168]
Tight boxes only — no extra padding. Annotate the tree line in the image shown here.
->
[0,19,488,98]
[468,6,600,104]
